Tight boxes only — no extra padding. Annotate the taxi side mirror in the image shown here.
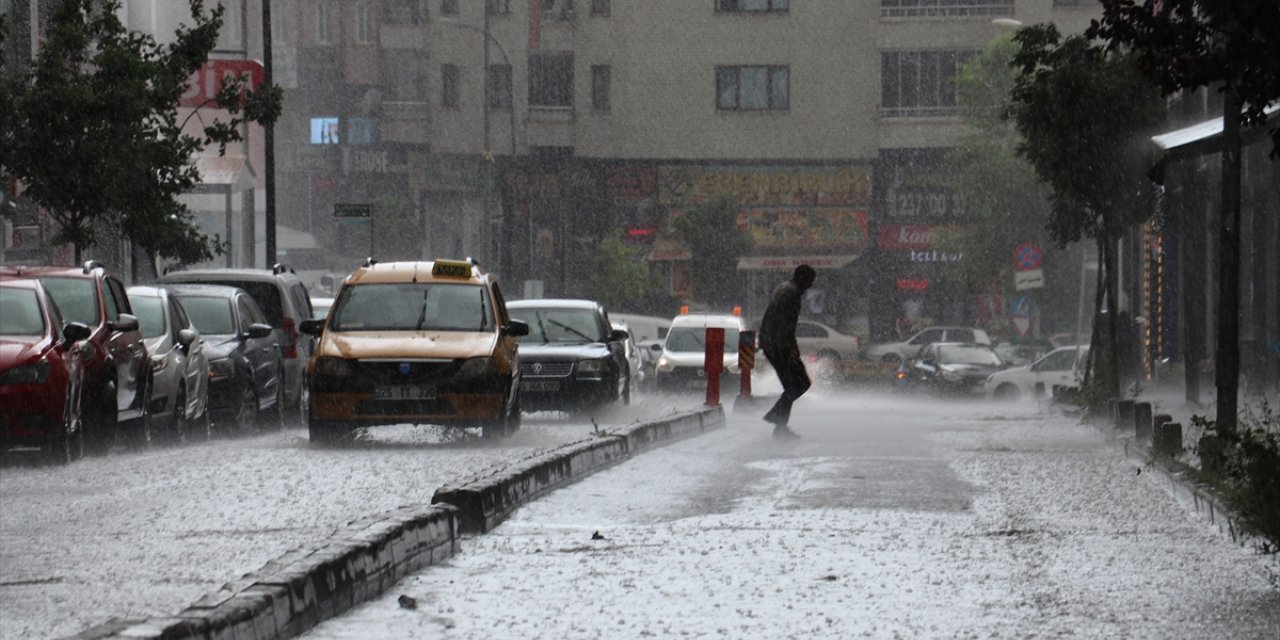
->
[177,328,198,351]
[299,319,325,336]
[608,329,629,343]
[504,320,530,337]
[648,342,664,353]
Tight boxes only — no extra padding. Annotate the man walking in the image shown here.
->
[759,264,816,439]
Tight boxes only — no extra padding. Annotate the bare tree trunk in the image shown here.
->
[1082,236,1107,389]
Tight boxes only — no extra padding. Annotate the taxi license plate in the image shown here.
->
[374,385,437,401]
[521,380,560,393]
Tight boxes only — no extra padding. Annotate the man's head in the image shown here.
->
[792,264,816,292]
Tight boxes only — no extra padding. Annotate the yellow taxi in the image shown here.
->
[298,258,529,444]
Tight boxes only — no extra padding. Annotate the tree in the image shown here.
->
[941,33,1076,339]
[1089,0,1280,431]
[0,0,282,265]
[1008,24,1167,404]
[1088,0,1279,158]
[589,232,659,312]
[673,195,752,307]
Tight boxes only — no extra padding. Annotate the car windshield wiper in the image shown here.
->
[547,319,594,343]
[414,288,430,331]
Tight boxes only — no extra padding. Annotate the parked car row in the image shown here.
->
[2,261,312,463]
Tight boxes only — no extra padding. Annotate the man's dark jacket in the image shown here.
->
[759,280,803,352]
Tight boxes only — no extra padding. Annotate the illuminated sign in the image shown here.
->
[897,278,929,292]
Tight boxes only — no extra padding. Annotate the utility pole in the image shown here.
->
[1215,89,1241,433]
[263,0,277,268]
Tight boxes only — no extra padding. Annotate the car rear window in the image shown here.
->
[131,296,166,339]
[198,281,283,326]
[37,277,99,326]
[513,308,607,344]
[175,296,236,335]
[665,326,740,353]
[0,288,45,335]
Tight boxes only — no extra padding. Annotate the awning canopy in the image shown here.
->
[1151,102,1278,163]
[737,254,860,271]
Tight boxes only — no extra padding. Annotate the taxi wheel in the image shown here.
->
[994,383,1021,402]
[170,387,188,444]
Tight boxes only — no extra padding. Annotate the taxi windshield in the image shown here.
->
[665,326,739,353]
[329,283,492,332]
[512,308,605,345]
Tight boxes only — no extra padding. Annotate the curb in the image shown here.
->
[68,406,724,640]
[434,407,724,533]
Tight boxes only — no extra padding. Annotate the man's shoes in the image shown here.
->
[772,426,800,440]
[763,410,785,426]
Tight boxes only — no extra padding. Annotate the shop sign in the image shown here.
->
[878,224,953,250]
[180,60,264,108]
[607,165,655,199]
[739,209,869,249]
[909,250,963,263]
[658,164,871,208]
[342,147,410,175]
[736,255,860,271]
[897,278,929,292]
[504,172,562,198]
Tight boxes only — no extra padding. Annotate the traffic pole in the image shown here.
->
[704,327,724,407]
[738,330,755,398]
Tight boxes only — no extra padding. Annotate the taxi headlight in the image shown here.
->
[656,356,674,373]
[150,354,169,373]
[458,357,496,377]
[314,356,352,378]
[576,358,607,373]
[0,360,50,385]
[941,370,962,382]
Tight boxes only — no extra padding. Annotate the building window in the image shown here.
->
[487,0,511,15]
[592,65,611,111]
[543,0,575,21]
[880,50,974,117]
[487,64,512,109]
[385,50,425,102]
[716,65,789,111]
[271,6,287,44]
[348,117,378,144]
[716,0,788,13]
[591,0,610,16]
[529,52,574,110]
[441,64,460,109]
[880,0,1013,18]
[383,0,424,24]
[356,1,372,44]
[441,0,458,16]
[317,0,332,44]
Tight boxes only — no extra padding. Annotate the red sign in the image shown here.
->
[878,224,951,251]
[180,60,265,108]
[897,278,929,292]
[1013,242,1042,271]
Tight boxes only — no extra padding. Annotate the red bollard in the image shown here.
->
[704,327,724,407]
[738,330,755,398]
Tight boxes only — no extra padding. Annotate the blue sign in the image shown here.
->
[1010,292,1037,318]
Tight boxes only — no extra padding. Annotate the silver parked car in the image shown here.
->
[127,286,210,442]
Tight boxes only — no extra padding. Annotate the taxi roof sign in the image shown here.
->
[431,259,474,279]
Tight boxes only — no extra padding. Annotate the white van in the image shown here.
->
[610,313,672,344]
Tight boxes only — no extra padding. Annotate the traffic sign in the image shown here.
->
[1009,292,1038,337]
[334,203,371,218]
[1014,268,1044,290]
[1013,242,1042,271]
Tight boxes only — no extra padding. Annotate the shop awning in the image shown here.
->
[1151,102,1278,163]
[737,254,860,271]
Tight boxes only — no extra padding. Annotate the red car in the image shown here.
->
[0,262,149,452]
[0,279,92,463]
